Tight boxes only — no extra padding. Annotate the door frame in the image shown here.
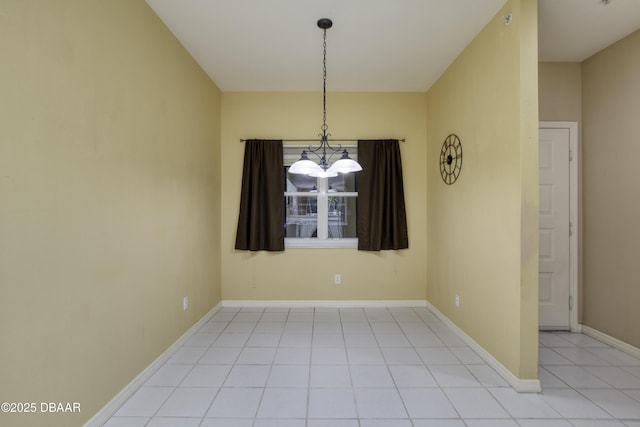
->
[539,121,579,332]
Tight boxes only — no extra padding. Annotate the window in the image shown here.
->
[284,145,358,248]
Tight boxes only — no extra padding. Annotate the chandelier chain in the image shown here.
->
[321,28,328,134]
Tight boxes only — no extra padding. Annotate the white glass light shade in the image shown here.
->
[288,158,322,175]
[327,158,362,174]
[308,168,338,178]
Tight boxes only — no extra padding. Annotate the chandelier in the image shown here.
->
[288,18,362,178]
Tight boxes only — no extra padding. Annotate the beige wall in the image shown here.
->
[538,62,582,123]
[221,92,427,301]
[0,1,222,425]
[426,0,539,379]
[582,29,640,348]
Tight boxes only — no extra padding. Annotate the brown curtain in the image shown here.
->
[357,139,409,251]
[235,139,285,251]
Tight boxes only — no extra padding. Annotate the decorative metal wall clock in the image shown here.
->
[440,134,463,185]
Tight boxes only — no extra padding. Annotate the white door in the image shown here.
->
[539,127,571,329]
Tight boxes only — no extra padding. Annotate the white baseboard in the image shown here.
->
[84,302,223,427]
[580,324,640,360]
[222,299,427,308]
[425,301,541,393]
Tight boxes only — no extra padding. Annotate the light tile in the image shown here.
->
[539,333,576,348]
[351,365,395,387]
[199,347,242,364]
[103,417,149,427]
[308,388,357,418]
[398,388,458,418]
[156,387,217,417]
[205,388,262,418]
[145,364,192,386]
[411,421,466,427]
[279,332,312,347]
[235,347,276,364]
[450,346,484,364]
[283,322,313,334]
[539,348,573,365]
[307,419,359,427]
[256,388,308,418]
[253,322,285,333]
[430,364,482,387]
[538,366,570,388]
[312,333,345,347]
[365,308,394,322]
[577,388,640,419]
[267,365,309,388]
[114,387,174,417]
[555,332,609,348]
[167,346,208,364]
[224,365,270,387]
[344,333,378,347]
[310,365,352,387]
[583,365,640,388]
[246,333,281,347]
[444,388,509,418]
[181,364,231,387]
[260,312,288,322]
[586,348,640,366]
[623,388,640,402]
[339,308,367,322]
[554,347,610,366]
[466,364,509,387]
[381,347,423,365]
[515,421,573,427]
[184,333,219,347]
[464,421,519,427]
[313,322,343,334]
[347,347,386,365]
[253,420,305,427]
[146,418,201,427]
[405,332,445,347]
[538,388,611,418]
[544,365,611,388]
[374,334,411,347]
[568,420,627,427]
[354,388,407,418]
[389,365,438,388]
[342,322,373,334]
[199,321,228,334]
[224,322,256,333]
[104,308,640,427]
[312,347,348,365]
[274,347,310,364]
[416,347,460,365]
[488,387,560,418]
[371,322,403,335]
[213,333,250,347]
[359,420,412,427]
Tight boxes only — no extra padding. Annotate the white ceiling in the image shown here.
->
[145,0,640,92]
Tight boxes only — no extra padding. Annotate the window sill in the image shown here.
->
[285,238,358,249]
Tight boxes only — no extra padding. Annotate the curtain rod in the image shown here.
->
[240,138,405,143]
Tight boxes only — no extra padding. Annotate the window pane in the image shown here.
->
[285,191,318,238]
[286,167,317,192]
[328,172,357,192]
[328,196,357,238]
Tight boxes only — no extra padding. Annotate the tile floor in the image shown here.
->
[104,307,640,427]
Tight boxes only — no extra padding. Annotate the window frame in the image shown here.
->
[284,145,358,249]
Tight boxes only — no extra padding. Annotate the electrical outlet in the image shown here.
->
[183,296,189,311]
[455,294,460,308]
[334,274,341,285]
